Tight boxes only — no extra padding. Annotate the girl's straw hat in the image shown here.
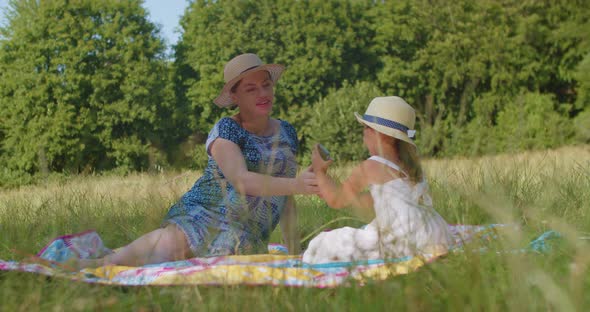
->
[354,96,417,147]
[214,53,285,107]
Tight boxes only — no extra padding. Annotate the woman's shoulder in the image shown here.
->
[216,116,239,127]
[276,118,296,133]
[276,118,298,144]
[206,117,246,147]
[214,116,245,134]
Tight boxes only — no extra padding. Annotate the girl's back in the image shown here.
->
[366,156,451,257]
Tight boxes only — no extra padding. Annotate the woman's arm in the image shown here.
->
[280,196,300,255]
[210,138,318,196]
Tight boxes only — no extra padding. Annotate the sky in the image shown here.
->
[0,0,188,48]
[143,0,188,47]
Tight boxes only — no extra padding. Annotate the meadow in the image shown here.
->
[1,145,589,311]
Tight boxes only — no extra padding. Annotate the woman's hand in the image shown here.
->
[311,144,333,174]
[295,166,320,195]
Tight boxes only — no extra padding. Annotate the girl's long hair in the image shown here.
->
[396,140,424,183]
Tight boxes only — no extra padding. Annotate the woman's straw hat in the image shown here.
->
[214,53,285,107]
[354,96,417,147]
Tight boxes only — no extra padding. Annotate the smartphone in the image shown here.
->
[317,144,331,161]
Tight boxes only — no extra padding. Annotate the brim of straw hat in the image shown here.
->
[354,112,416,147]
[213,64,285,108]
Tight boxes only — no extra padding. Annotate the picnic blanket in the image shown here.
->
[0,224,559,288]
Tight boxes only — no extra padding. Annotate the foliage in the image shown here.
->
[174,0,375,137]
[368,0,589,157]
[493,92,574,152]
[573,109,590,143]
[441,92,575,156]
[574,53,590,110]
[0,0,589,184]
[0,0,178,177]
[305,81,382,163]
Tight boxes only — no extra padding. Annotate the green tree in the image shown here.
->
[0,0,177,177]
[370,0,589,156]
[370,0,524,155]
[175,0,375,149]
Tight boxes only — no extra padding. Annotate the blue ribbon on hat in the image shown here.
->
[363,114,415,138]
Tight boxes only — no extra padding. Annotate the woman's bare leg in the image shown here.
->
[77,224,191,268]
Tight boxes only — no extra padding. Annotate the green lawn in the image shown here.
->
[1,146,589,311]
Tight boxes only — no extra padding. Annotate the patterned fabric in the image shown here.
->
[37,230,112,262]
[0,224,559,287]
[163,117,299,257]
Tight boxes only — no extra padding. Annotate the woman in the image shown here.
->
[78,53,318,268]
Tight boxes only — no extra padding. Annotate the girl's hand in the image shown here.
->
[295,166,320,195]
[311,143,333,173]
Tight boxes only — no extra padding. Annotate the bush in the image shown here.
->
[305,81,383,164]
[440,93,508,156]
[0,168,33,188]
[494,92,574,152]
[573,109,590,143]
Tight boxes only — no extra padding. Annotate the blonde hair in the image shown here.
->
[396,140,424,183]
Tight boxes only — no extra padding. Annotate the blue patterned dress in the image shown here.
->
[163,117,299,256]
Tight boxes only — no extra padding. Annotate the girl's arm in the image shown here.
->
[311,144,373,210]
[210,138,318,196]
[280,196,300,255]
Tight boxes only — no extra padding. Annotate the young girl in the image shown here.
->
[302,96,452,264]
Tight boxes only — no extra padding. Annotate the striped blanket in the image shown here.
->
[0,224,558,287]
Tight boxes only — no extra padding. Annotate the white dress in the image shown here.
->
[302,156,452,264]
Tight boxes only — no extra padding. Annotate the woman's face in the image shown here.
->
[230,70,274,116]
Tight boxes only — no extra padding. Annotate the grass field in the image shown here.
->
[1,145,589,311]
